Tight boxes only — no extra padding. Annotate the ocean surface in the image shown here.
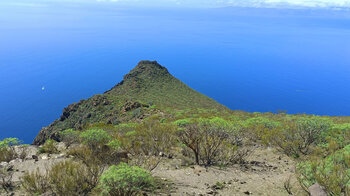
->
[1,2,350,143]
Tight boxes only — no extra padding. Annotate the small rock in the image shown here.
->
[54,153,65,159]
[7,165,14,172]
[32,155,39,162]
[309,183,327,196]
[243,191,252,195]
[41,154,50,160]
[9,158,21,164]
[193,165,206,175]
[0,162,8,168]
[55,142,67,152]
[206,190,214,195]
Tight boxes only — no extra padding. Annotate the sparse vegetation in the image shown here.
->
[0,167,14,193]
[178,117,245,166]
[0,138,22,162]
[60,129,80,147]
[49,160,99,196]
[38,139,58,154]
[21,168,51,195]
[122,117,178,156]
[21,160,101,196]
[80,129,110,150]
[297,145,350,195]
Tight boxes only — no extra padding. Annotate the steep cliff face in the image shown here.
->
[33,61,227,145]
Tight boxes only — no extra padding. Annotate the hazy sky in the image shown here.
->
[2,0,350,8]
[96,0,350,8]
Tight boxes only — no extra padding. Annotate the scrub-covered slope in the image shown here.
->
[33,60,227,145]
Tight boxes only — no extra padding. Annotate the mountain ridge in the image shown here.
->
[33,60,228,145]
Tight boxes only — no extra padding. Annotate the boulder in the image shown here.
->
[0,161,9,168]
[55,142,67,152]
[40,154,50,160]
[192,165,206,175]
[9,158,21,164]
[309,183,327,196]
[54,153,65,159]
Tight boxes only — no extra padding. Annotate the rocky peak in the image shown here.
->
[123,60,170,81]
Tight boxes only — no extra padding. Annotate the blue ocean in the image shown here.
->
[1,2,350,143]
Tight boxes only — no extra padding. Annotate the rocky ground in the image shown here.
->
[1,143,307,196]
[152,147,305,196]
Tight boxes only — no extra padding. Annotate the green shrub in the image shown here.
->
[244,117,281,129]
[243,117,281,142]
[60,129,80,147]
[107,139,121,151]
[270,117,333,157]
[174,119,191,128]
[38,139,58,154]
[121,118,177,156]
[0,138,22,148]
[80,129,110,151]
[296,117,333,151]
[99,163,154,196]
[79,129,121,165]
[0,138,22,162]
[321,123,350,151]
[115,123,137,135]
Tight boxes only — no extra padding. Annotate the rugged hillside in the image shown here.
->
[33,61,227,145]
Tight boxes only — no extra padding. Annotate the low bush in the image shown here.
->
[178,123,201,164]
[99,163,154,196]
[178,117,244,165]
[49,160,99,196]
[0,148,16,163]
[321,123,350,151]
[243,117,281,142]
[21,168,51,195]
[121,118,177,156]
[60,129,80,147]
[21,160,101,196]
[80,129,110,153]
[270,117,332,157]
[0,138,22,148]
[0,138,22,162]
[38,139,58,154]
